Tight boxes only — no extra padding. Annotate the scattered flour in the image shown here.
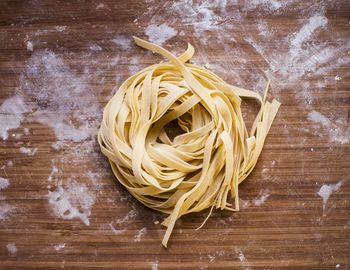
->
[0,204,15,221]
[246,0,282,11]
[235,247,251,270]
[134,227,147,242]
[0,176,15,221]
[150,259,159,270]
[317,181,342,214]
[48,180,96,225]
[238,251,246,262]
[47,165,58,182]
[308,111,331,126]
[334,75,342,81]
[128,56,141,74]
[257,20,271,37]
[0,95,30,140]
[90,44,102,52]
[111,35,132,50]
[6,243,17,257]
[19,146,37,156]
[96,3,105,10]
[54,243,66,251]
[253,189,270,206]
[26,41,34,51]
[308,111,350,144]
[0,177,10,190]
[290,14,328,59]
[208,250,225,263]
[145,23,177,45]
[20,49,101,142]
[55,26,67,32]
[108,223,126,235]
[238,189,270,209]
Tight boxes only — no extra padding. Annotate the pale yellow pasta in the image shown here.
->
[98,37,280,247]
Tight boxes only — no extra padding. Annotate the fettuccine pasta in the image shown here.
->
[98,37,280,247]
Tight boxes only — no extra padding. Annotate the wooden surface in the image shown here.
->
[0,0,349,269]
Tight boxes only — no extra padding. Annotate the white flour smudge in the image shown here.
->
[0,204,15,221]
[6,243,17,257]
[239,189,270,209]
[257,20,271,37]
[289,14,328,59]
[19,146,37,156]
[334,75,342,81]
[47,165,58,182]
[246,0,283,11]
[0,176,15,221]
[317,181,342,214]
[111,35,132,50]
[128,56,141,75]
[96,3,105,10]
[208,250,225,263]
[308,111,350,144]
[90,44,102,52]
[0,95,30,140]
[145,23,177,45]
[55,26,67,32]
[235,247,251,269]
[238,251,246,262]
[48,180,96,225]
[108,223,126,235]
[54,243,66,251]
[0,177,10,190]
[253,189,270,206]
[150,259,159,270]
[26,41,34,51]
[134,227,147,242]
[20,49,101,143]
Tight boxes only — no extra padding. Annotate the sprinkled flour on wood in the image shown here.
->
[317,181,342,214]
[145,23,177,45]
[0,176,15,221]
[108,223,126,235]
[90,44,102,52]
[289,14,328,59]
[53,243,66,251]
[308,111,350,144]
[134,227,147,242]
[111,35,132,50]
[19,146,37,156]
[0,95,30,140]
[6,243,17,257]
[26,41,34,52]
[253,189,271,206]
[0,177,10,190]
[150,259,159,270]
[20,49,101,143]
[48,180,96,225]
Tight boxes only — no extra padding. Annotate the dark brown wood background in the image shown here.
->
[0,0,349,269]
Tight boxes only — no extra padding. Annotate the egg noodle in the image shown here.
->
[98,37,280,247]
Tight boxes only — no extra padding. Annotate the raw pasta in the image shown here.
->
[98,37,280,247]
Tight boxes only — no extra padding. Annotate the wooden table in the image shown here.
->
[0,1,349,269]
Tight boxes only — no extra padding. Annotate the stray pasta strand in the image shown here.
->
[98,37,280,247]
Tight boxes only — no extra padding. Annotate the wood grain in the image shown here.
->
[0,0,349,269]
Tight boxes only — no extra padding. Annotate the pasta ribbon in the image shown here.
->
[98,37,280,247]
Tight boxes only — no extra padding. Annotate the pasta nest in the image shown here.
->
[98,37,280,247]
